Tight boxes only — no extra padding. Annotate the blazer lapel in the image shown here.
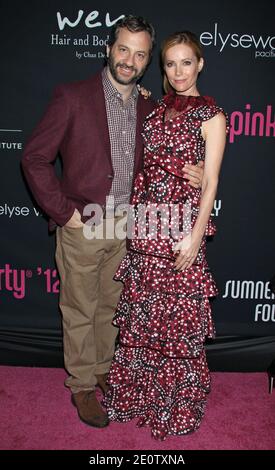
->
[89,72,112,167]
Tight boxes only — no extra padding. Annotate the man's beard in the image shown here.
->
[107,53,146,85]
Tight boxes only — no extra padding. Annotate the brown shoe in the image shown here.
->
[95,373,110,396]
[71,390,109,428]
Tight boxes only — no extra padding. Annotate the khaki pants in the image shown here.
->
[55,219,126,394]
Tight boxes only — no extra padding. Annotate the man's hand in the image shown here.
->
[64,208,84,228]
[184,160,204,189]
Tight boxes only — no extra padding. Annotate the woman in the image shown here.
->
[104,31,228,440]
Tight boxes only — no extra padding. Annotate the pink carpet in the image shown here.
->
[0,366,274,450]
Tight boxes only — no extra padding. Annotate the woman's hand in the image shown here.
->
[173,234,201,271]
[137,84,152,100]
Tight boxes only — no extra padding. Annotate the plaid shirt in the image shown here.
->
[102,68,137,209]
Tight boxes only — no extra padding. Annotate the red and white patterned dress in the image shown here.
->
[103,94,227,440]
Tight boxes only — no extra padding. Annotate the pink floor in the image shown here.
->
[0,366,275,450]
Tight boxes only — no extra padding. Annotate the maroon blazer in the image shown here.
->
[22,71,155,229]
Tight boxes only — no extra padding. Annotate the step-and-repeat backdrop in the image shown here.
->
[1,0,274,368]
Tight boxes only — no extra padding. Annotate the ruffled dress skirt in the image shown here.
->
[103,247,218,440]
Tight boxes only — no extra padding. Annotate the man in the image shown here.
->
[22,15,203,428]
